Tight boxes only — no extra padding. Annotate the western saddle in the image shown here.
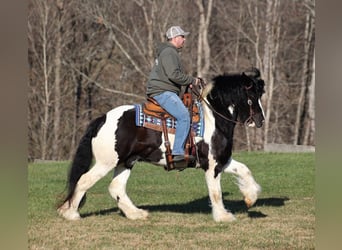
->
[142,92,199,171]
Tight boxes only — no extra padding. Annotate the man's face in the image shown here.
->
[173,35,186,48]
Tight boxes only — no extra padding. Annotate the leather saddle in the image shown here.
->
[143,94,200,123]
[141,92,199,171]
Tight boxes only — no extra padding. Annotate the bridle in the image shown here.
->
[243,84,256,126]
[191,79,256,126]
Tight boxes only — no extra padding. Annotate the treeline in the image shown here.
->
[28,0,315,160]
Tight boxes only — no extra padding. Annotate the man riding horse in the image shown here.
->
[146,25,200,163]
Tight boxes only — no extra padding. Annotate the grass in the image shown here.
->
[28,152,315,249]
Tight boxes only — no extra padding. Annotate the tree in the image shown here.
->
[293,0,315,145]
[28,0,58,160]
[304,48,315,145]
[195,0,213,78]
[28,0,315,160]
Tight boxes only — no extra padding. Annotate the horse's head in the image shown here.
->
[240,67,265,128]
[205,67,265,128]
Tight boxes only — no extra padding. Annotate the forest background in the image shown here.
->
[27,0,315,161]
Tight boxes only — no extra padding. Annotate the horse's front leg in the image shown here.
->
[205,164,236,222]
[223,158,261,208]
[108,165,148,220]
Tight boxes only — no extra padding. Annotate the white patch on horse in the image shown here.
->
[92,105,134,166]
[248,122,256,127]
[159,134,174,165]
[228,105,235,115]
[223,158,261,208]
[205,156,236,222]
[201,98,216,143]
[258,99,265,118]
[108,166,148,220]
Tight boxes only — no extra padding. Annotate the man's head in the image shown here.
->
[166,26,190,49]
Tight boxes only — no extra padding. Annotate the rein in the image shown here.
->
[192,80,254,126]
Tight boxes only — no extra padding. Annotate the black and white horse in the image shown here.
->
[58,68,265,222]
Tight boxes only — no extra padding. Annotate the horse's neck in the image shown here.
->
[201,97,236,136]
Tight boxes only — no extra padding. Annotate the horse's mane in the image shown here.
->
[201,82,214,98]
[202,68,264,99]
[201,73,243,99]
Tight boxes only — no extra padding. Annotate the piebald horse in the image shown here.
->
[58,67,265,222]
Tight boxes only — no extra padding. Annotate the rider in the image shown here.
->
[146,26,200,162]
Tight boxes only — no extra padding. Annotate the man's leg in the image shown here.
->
[153,91,190,155]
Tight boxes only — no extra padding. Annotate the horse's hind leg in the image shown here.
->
[58,162,114,220]
[108,165,148,220]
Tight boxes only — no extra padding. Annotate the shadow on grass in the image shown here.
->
[227,196,290,218]
[81,207,120,218]
[81,193,289,219]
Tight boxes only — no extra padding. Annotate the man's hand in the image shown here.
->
[194,77,201,86]
[190,78,199,88]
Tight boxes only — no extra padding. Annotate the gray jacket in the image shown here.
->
[146,42,195,97]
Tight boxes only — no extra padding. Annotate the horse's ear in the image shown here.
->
[241,72,252,85]
[243,68,260,79]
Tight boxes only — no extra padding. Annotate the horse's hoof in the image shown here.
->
[244,197,254,208]
[126,209,149,220]
[57,206,81,221]
[59,211,81,220]
[140,209,149,219]
[216,212,236,222]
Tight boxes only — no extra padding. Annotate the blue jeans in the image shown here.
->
[153,91,190,155]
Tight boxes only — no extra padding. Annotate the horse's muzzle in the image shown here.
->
[247,112,264,128]
[253,114,265,128]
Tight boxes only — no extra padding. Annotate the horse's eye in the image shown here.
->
[247,99,252,106]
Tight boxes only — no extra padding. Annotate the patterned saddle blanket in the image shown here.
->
[134,100,205,137]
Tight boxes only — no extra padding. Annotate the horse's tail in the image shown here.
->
[58,114,106,208]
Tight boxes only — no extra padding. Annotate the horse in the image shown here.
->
[57,67,265,222]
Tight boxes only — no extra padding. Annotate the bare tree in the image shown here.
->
[28,0,57,160]
[304,47,315,145]
[195,0,213,78]
[261,0,281,148]
[28,0,315,160]
[293,0,315,145]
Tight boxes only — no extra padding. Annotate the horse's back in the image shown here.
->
[107,105,135,119]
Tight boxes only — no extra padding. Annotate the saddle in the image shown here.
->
[142,92,199,171]
[143,96,200,123]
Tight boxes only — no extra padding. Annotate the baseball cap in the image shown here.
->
[166,26,190,39]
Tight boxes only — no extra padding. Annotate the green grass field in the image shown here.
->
[28,152,315,249]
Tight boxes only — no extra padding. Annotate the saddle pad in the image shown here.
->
[134,100,205,137]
